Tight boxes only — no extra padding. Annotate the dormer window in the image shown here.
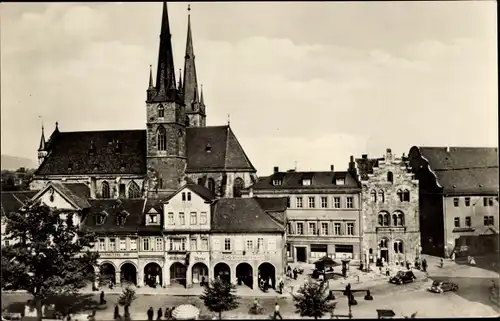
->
[148,214,158,224]
[205,143,212,153]
[336,178,345,185]
[302,179,311,186]
[117,211,129,226]
[120,163,126,172]
[89,140,96,155]
[96,212,107,225]
[273,179,283,186]
[158,104,165,118]
[67,162,73,172]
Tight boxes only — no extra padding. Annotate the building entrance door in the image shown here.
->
[296,247,307,262]
[380,249,389,263]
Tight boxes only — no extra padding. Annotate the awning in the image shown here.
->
[172,304,200,320]
[314,256,341,267]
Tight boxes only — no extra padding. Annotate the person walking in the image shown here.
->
[147,307,154,321]
[99,291,106,305]
[113,305,120,320]
[422,259,427,272]
[273,303,283,320]
[440,258,444,268]
[157,308,163,320]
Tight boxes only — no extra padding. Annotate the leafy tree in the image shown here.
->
[292,279,337,320]
[1,201,99,321]
[200,278,239,320]
[118,287,137,320]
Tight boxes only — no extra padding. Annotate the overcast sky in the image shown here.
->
[1,1,497,175]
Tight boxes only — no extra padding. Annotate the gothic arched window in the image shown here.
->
[387,171,394,183]
[379,211,390,226]
[380,238,388,249]
[392,214,398,226]
[158,104,165,118]
[128,181,141,199]
[157,126,167,151]
[378,190,385,203]
[233,177,245,198]
[394,211,405,226]
[101,181,110,199]
[370,190,377,202]
[403,189,410,202]
[378,214,383,226]
[397,189,403,202]
[394,240,404,253]
[207,178,215,193]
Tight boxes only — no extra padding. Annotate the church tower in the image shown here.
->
[37,125,47,165]
[146,2,187,197]
[183,5,206,127]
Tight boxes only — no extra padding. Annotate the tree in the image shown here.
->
[118,287,137,320]
[292,280,337,320]
[1,201,99,321]
[200,278,239,320]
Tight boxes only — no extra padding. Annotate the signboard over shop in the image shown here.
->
[212,254,274,262]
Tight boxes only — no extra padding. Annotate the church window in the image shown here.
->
[158,104,164,118]
[403,189,410,202]
[157,126,167,151]
[233,177,245,198]
[370,190,377,202]
[378,190,385,202]
[397,189,403,202]
[207,178,215,193]
[387,171,393,183]
[128,181,141,199]
[101,181,110,199]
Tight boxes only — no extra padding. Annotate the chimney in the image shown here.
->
[362,154,368,159]
[349,155,356,171]
[386,148,393,161]
[330,165,334,172]
[446,146,450,152]
[273,166,279,173]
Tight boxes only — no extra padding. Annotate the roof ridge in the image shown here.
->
[225,126,256,171]
[435,166,498,171]
[58,129,146,134]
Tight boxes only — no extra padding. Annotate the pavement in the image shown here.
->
[2,254,499,319]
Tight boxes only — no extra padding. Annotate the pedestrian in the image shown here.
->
[113,305,120,320]
[360,262,364,272]
[157,308,163,320]
[385,267,390,277]
[470,256,476,266]
[440,258,444,268]
[422,259,427,272]
[99,291,106,305]
[273,303,283,320]
[364,290,373,301]
[147,307,154,321]
[293,268,297,280]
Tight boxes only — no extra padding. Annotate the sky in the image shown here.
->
[1,1,497,176]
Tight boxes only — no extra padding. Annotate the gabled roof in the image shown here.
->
[249,171,360,190]
[83,199,146,234]
[32,182,91,210]
[412,146,499,194]
[254,197,288,212]
[211,198,284,233]
[1,191,39,215]
[186,125,256,172]
[163,183,216,203]
[35,130,147,176]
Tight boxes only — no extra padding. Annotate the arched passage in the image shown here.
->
[214,262,231,284]
[120,263,137,285]
[170,262,187,287]
[192,262,209,286]
[258,262,276,290]
[379,238,389,264]
[99,263,116,285]
[236,263,253,288]
[144,262,162,288]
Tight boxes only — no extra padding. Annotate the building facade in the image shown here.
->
[209,198,287,289]
[408,146,499,257]
[243,162,363,265]
[356,149,420,267]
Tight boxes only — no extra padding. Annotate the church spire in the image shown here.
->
[178,69,183,91]
[148,64,154,89]
[200,84,204,104]
[38,125,46,151]
[183,4,199,108]
[155,2,177,100]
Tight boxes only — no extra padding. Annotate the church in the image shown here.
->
[31,2,257,199]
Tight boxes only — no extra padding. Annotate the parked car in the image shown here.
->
[428,280,459,293]
[389,271,416,285]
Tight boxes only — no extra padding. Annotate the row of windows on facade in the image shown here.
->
[454,216,495,228]
[453,196,497,207]
[370,189,411,203]
[95,236,274,253]
[287,221,356,236]
[377,211,405,227]
[100,181,142,199]
[272,178,345,186]
[164,212,208,225]
[289,196,355,209]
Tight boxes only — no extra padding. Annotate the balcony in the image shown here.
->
[376,226,407,232]
[168,249,187,254]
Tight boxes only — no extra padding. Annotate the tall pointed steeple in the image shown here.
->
[178,69,183,92]
[155,2,177,101]
[148,65,154,89]
[183,4,199,109]
[200,84,204,105]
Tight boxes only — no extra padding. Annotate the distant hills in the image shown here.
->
[1,155,38,170]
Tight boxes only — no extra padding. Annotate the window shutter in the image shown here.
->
[235,238,243,251]
[214,239,221,251]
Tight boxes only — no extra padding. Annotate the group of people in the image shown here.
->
[145,274,161,288]
[286,265,302,280]
[146,307,175,321]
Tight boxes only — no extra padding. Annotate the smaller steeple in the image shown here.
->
[178,69,183,91]
[148,64,154,89]
[200,84,204,104]
[38,125,46,151]
[55,121,59,132]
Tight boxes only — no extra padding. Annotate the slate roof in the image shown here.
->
[248,171,360,191]
[83,199,146,234]
[36,130,147,175]
[211,198,284,233]
[34,125,256,176]
[163,183,216,203]
[186,126,256,172]
[1,191,39,215]
[415,147,499,194]
[51,182,91,209]
[254,197,288,212]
